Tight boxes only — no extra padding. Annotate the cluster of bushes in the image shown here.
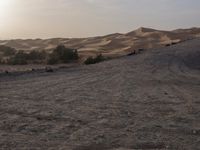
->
[84,54,106,65]
[8,51,28,65]
[165,42,178,47]
[48,45,78,64]
[0,45,79,65]
[7,50,47,65]
[27,50,47,61]
[0,45,48,65]
[0,45,109,66]
[0,45,16,56]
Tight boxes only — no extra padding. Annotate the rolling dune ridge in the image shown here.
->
[1,27,200,58]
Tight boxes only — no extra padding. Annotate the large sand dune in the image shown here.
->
[0,38,200,149]
[1,27,200,58]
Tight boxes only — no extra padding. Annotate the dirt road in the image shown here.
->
[0,39,200,150]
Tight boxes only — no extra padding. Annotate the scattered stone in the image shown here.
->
[192,129,200,135]
[192,130,197,134]
[45,67,54,72]
[36,116,42,120]
[164,92,168,95]
[138,48,144,52]
[171,42,177,45]
[127,51,136,56]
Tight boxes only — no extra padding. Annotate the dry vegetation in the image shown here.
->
[0,45,79,65]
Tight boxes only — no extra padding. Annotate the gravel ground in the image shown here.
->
[0,39,200,150]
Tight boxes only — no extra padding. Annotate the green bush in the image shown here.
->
[27,50,47,61]
[0,45,79,65]
[84,56,94,65]
[4,50,48,65]
[0,45,16,56]
[48,45,79,64]
[47,53,59,64]
[84,54,105,65]
[0,57,3,64]
[8,51,28,65]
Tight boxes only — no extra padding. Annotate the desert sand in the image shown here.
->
[0,38,199,149]
[1,27,200,58]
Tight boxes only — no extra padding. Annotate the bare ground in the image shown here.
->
[0,38,200,150]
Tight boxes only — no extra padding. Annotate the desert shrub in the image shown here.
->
[138,48,144,52]
[0,45,16,56]
[47,53,59,64]
[0,45,79,65]
[171,42,177,45]
[27,50,47,61]
[84,56,94,65]
[0,57,3,64]
[95,54,104,62]
[48,45,79,64]
[127,51,136,56]
[84,54,105,65]
[8,51,28,65]
[2,49,48,65]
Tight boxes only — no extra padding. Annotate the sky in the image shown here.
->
[0,0,200,39]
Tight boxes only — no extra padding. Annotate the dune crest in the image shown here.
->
[0,27,200,58]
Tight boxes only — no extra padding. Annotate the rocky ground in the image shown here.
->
[0,38,200,150]
[0,63,79,74]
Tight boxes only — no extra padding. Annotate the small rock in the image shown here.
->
[192,130,197,134]
[127,51,136,56]
[45,67,54,72]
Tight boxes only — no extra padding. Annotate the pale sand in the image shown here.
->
[1,27,200,59]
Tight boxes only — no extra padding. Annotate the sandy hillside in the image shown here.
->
[0,38,200,149]
[1,27,200,58]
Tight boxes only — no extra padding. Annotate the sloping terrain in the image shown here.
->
[0,38,200,149]
[1,27,200,58]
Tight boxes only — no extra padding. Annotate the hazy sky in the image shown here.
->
[0,0,200,39]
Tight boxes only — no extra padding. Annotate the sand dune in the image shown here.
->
[0,27,200,58]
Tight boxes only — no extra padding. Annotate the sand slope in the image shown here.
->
[0,38,200,149]
[1,27,200,58]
